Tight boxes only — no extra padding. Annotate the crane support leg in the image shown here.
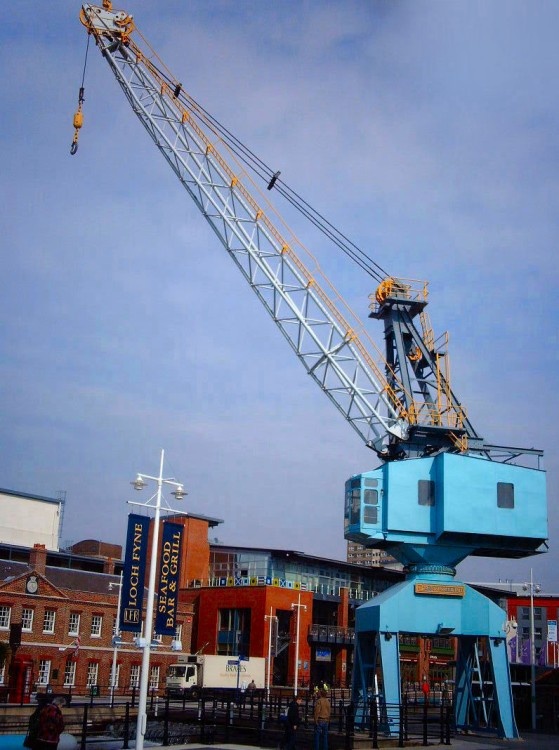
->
[354,569,520,739]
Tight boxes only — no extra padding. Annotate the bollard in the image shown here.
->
[225,698,232,742]
[445,704,451,746]
[80,704,88,750]
[422,694,428,747]
[200,696,206,744]
[163,694,169,746]
[344,701,354,750]
[372,697,379,750]
[123,702,130,750]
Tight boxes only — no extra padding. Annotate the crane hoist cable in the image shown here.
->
[70,32,91,155]
[144,53,389,283]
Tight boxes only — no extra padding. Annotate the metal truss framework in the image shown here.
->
[85,16,410,453]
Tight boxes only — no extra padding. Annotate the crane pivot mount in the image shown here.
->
[80,4,135,39]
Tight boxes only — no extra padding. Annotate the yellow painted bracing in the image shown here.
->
[118,42,414,422]
[83,13,427,428]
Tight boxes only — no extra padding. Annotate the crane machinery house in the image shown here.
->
[77,3,547,741]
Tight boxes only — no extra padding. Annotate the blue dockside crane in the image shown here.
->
[78,3,547,738]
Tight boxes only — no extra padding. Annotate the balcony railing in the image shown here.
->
[308,624,355,645]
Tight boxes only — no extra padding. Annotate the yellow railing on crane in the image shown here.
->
[78,5,468,448]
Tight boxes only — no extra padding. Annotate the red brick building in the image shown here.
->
[0,502,403,701]
[0,541,194,703]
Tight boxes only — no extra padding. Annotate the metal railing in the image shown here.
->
[308,624,355,645]
[0,689,455,749]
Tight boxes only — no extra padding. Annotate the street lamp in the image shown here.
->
[264,607,278,700]
[291,594,307,697]
[129,449,186,750]
[108,572,123,704]
[523,569,541,732]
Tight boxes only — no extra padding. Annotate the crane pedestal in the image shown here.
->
[353,565,518,739]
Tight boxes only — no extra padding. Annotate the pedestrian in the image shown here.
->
[313,688,331,750]
[247,679,256,691]
[23,700,43,749]
[284,695,303,750]
[35,696,65,750]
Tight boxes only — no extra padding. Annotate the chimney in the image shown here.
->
[29,544,47,576]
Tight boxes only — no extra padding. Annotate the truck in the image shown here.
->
[166,654,266,698]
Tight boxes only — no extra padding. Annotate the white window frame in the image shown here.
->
[0,663,5,685]
[129,664,140,688]
[43,610,56,634]
[0,606,11,630]
[149,665,160,690]
[68,613,81,636]
[38,659,51,685]
[22,608,34,632]
[86,662,99,687]
[64,659,76,687]
[91,614,103,638]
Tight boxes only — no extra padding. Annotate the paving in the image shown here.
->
[177,736,559,750]
[187,736,559,750]
[3,731,557,750]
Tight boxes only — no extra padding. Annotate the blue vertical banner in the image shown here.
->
[507,635,517,664]
[120,514,150,632]
[154,521,183,636]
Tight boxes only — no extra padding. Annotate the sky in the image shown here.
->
[1,1,558,590]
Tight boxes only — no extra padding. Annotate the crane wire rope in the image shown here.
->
[70,32,91,154]
[133,27,389,284]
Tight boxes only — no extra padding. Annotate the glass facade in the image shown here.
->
[208,546,393,601]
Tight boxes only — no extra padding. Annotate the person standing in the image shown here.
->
[35,696,65,750]
[313,689,331,750]
[284,695,303,750]
[23,700,43,749]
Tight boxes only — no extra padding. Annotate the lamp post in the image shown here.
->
[264,607,278,700]
[291,594,307,697]
[108,572,123,703]
[130,449,186,750]
[523,569,541,732]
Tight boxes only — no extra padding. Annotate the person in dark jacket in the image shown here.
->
[23,701,44,749]
[284,695,303,750]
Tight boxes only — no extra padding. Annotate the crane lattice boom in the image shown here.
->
[79,3,543,466]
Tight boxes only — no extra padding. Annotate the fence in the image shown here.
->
[0,690,454,749]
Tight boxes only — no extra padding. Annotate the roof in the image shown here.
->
[166,511,224,528]
[0,486,62,505]
[210,542,404,581]
[0,559,123,595]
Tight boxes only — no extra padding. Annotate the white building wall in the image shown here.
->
[0,490,61,550]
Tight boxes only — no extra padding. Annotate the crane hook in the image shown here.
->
[70,86,85,155]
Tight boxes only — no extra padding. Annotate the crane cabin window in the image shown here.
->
[497,482,514,509]
[363,478,379,524]
[346,478,361,526]
[418,480,435,506]
[363,478,378,505]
